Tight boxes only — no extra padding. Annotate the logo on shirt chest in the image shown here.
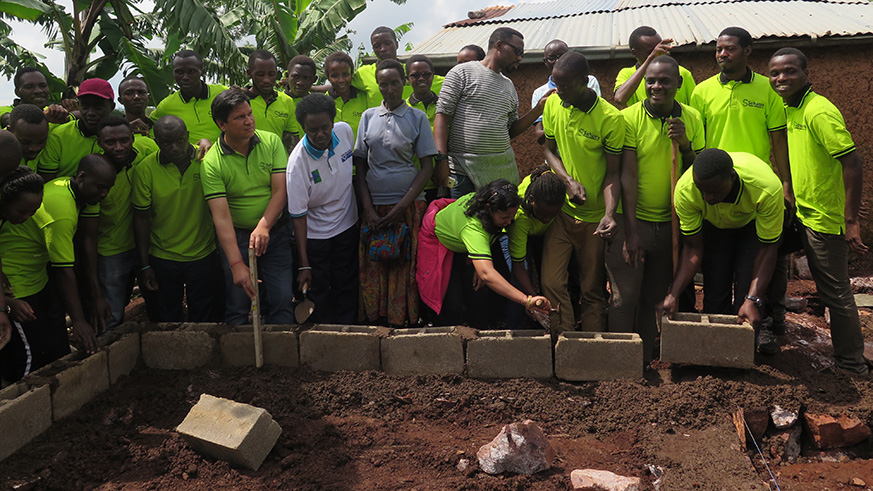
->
[792,122,807,131]
[311,169,322,184]
[273,110,290,119]
[259,161,272,171]
[742,99,765,109]
[192,172,201,182]
[341,149,353,162]
[575,128,601,142]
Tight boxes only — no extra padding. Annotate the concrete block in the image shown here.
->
[220,332,299,367]
[299,325,380,372]
[106,333,139,384]
[555,332,642,381]
[52,351,110,420]
[141,331,216,370]
[0,385,52,462]
[467,330,552,379]
[176,393,281,471]
[660,313,754,369]
[381,327,464,376]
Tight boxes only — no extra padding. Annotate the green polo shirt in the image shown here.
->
[97,137,158,256]
[37,119,100,177]
[248,90,297,139]
[34,177,100,267]
[201,129,286,230]
[333,88,369,140]
[132,147,216,261]
[785,86,856,235]
[690,70,786,163]
[352,63,445,108]
[507,174,553,262]
[0,217,49,298]
[434,193,493,260]
[674,151,783,243]
[621,101,705,222]
[409,95,438,192]
[21,156,38,171]
[614,64,696,107]
[150,83,229,145]
[542,94,625,223]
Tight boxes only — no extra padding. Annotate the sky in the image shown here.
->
[0,0,514,106]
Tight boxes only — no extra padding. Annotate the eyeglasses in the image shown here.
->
[502,41,524,57]
[544,54,562,62]
[408,72,433,80]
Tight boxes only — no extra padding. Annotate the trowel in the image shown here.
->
[295,282,315,324]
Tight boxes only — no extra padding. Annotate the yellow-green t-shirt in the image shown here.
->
[0,217,49,298]
[621,101,705,222]
[150,84,229,145]
[249,90,297,140]
[507,174,554,262]
[34,177,101,267]
[690,71,786,163]
[333,88,369,141]
[97,137,158,256]
[37,119,100,177]
[786,87,856,235]
[542,94,625,223]
[614,64,696,107]
[352,63,445,108]
[674,151,784,243]
[434,193,493,260]
[201,130,287,230]
[132,148,217,261]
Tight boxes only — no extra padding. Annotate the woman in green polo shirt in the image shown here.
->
[324,52,369,140]
[0,166,66,382]
[416,179,552,328]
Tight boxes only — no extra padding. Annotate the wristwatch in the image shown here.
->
[0,305,10,314]
[435,152,448,162]
[745,295,765,308]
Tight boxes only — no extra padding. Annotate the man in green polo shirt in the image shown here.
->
[541,51,625,336]
[201,88,294,325]
[0,67,70,128]
[614,26,696,107]
[246,50,297,151]
[607,55,705,364]
[37,78,115,181]
[7,105,46,170]
[118,76,152,136]
[769,48,869,373]
[95,116,158,329]
[150,50,229,145]
[661,149,784,352]
[133,115,221,322]
[283,55,317,148]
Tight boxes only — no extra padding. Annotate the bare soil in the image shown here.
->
[2,281,873,490]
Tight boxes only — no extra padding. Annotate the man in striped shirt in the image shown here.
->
[434,27,552,198]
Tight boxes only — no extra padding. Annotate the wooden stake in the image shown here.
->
[248,247,264,368]
[670,140,681,274]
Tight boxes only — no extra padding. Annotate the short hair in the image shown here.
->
[525,165,565,208]
[77,153,114,175]
[771,47,807,71]
[553,51,589,79]
[324,51,354,77]
[288,55,317,74]
[375,59,404,81]
[693,148,734,180]
[544,39,568,52]
[488,27,523,50]
[371,26,397,43]
[248,49,277,70]
[629,26,658,50]
[0,165,44,208]
[459,44,485,60]
[405,54,434,73]
[153,115,187,138]
[295,93,336,126]
[13,67,45,90]
[119,75,147,92]
[648,55,680,80]
[719,27,753,48]
[97,115,131,135]
[465,179,522,234]
[173,49,203,67]
[211,88,251,124]
[8,104,46,131]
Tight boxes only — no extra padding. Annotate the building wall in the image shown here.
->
[509,42,873,256]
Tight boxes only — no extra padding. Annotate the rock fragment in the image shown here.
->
[476,420,555,475]
[771,405,798,429]
[570,469,642,491]
[804,412,872,449]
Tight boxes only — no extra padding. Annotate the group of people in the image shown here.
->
[0,21,867,385]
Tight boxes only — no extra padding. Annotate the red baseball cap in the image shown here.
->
[78,78,114,100]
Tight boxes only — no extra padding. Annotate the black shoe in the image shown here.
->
[757,327,779,355]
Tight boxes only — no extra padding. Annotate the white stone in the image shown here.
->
[771,405,798,429]
[476,420,555,475]
[570,469,642,491]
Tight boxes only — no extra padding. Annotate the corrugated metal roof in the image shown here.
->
[412,0,873,61]
[445,5,515,27]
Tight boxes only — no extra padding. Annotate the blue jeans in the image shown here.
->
[147,252,223,322]
[219,220,295,325]
[98,249,137,330]
[449,173,476,199]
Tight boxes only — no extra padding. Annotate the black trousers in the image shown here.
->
[0,283,68,383]
[701,221,759,314]
[308,225,359,324]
